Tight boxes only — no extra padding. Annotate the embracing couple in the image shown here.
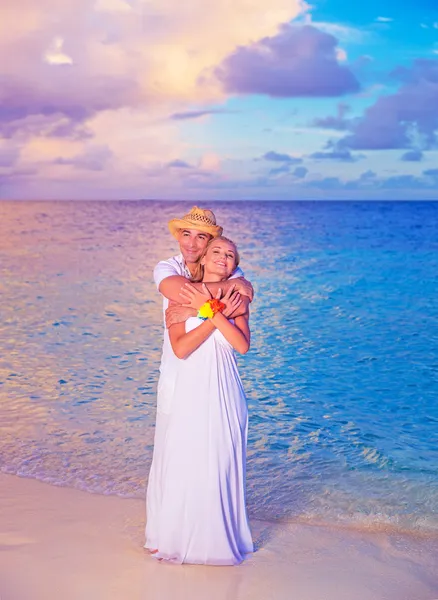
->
[145,206,254,565]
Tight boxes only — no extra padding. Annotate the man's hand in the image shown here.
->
[228,294,250,319]
[233,277,254,302]
[165,305,197,329]
[221,285,242,317]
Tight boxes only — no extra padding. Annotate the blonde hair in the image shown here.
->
[191,236,240,283]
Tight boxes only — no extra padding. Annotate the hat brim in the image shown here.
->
[168,218,223,239]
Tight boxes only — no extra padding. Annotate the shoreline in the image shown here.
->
[3,469,438,542]
[1,473,438,600]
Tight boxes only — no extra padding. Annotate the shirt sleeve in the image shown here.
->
[153,260,181,290]
[230,265,245,279]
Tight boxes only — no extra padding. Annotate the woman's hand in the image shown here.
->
[221,285,242,318]
[179,282,220,310]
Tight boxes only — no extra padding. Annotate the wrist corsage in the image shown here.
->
[197,298,226,320]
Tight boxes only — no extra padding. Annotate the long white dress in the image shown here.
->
[145,316,253,565]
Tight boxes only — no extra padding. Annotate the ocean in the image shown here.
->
[1,200,437,535]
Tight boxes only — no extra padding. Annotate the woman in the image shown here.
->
[145,236,253,565]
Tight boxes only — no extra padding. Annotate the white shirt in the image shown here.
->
[154,254,244,379]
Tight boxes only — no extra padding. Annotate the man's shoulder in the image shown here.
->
[229,265,244,279]
[155,254,183,268]
[153,254,186,288]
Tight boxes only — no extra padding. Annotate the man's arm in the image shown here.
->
[165,303,197,329]
[229,295,250,318]
[165,281,250,327]
[154,257,254,302]
[159,276,253,303]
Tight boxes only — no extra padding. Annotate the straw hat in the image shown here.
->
[168,206,223,239]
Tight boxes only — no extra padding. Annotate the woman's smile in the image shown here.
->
[202,239,238,279]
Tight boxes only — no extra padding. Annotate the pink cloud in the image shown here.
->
[0,73,139,133]
[166,159,192,168]
[0,145,20,167]
[170,109,235,120]
[54,145,113,171]
[0,0,308,198]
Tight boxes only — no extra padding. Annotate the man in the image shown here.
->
[153,206,253,412]
[145,206,254,552]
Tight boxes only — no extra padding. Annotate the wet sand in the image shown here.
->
[1,473,437,600]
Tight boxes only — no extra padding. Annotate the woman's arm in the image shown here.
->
[168,283,250,357]
[210,312,250,354]
[164,292,249,328]
[168,320,216,360]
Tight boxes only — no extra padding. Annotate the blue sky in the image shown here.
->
[1,0,438,199]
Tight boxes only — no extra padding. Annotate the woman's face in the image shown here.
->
[202,239,237,279]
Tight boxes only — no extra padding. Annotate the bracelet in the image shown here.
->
[197,299,226,320]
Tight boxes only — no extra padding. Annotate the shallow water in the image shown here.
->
[1,200,437,534]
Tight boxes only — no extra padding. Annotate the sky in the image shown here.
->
[1,0,438,200]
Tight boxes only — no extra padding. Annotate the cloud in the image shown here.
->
[54,145,113,171]
[0,112,94,140]
[336,47,348,62]
[0,145,21,168]
[0,72,140,136]
[259,158,308,179]
[376,17,393,23]
[338,59,438,151]
[0,168,37,187]
[311,103,352,130]
[268,164,291,176]
[44,36,73,65]
[305,176,343,189]
[302,19,364,43]
[167,159,192,168]
[423,168,438,179]
[198,153,221,171]
[300,171,433,194]
[293,166,308,178]
[170,109,234,120]
[401,149,423,161]
[262,150,302,163]
[214,24,360,98]
[1,0,307,197]
[309,149,361,161]
[359,169,376,180]
[225,160,438,197]
[0,0,305,131]
[0,0,306,133]
[380,174,422,189]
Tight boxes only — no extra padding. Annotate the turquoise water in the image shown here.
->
[1,200,437,534]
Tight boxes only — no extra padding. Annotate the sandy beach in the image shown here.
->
[1,473,437,600]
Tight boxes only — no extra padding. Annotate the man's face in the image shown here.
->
[178,229,211,264]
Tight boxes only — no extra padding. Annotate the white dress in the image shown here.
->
[145,317,253,565]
